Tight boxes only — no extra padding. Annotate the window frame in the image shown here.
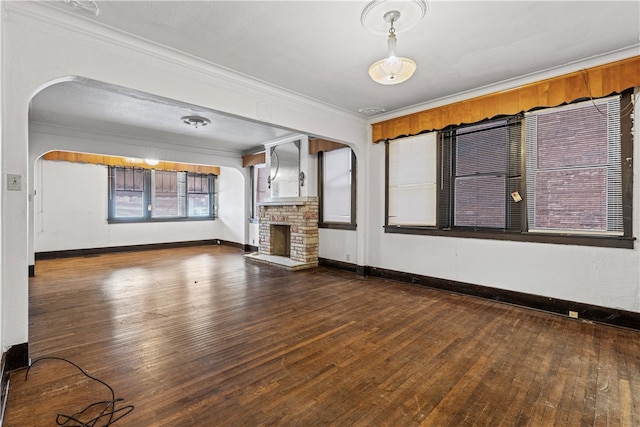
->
[108,166,217,224]
[385,133,438,228]
[384,91,634,249]
[249,164,267,223]
[318,148,357,230]
[438,117,524,232]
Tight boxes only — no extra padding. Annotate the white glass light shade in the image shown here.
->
[369,56,417,85]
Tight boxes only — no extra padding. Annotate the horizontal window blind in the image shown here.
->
[447,119,522,229]
[525,96,622,235]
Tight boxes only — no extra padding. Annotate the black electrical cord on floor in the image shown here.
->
[25,356,134,427]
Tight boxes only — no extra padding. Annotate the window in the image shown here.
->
[250,164,267,220]
[387,133,437,226]
[318,147,356,229]
[153,170,185,218]
[112,167,145,218]
[385,93,633,248]
[109,167,216,222]
[525,97,622,235]
[188,173,214,217]
[439,118,522,231]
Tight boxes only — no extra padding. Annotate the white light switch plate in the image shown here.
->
[7,174,21,191]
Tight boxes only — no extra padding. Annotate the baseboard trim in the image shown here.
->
[1,343,28,425]
[365,265,640,331]
[35,239,238,260]
[318,258,358,273]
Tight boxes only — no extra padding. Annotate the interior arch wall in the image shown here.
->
[2,2,367,351]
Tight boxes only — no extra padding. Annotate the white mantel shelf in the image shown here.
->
[261,196,318,206]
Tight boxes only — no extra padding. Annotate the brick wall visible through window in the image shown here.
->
[525,97,622,234]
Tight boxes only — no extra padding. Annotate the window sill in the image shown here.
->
[383,226,635,249]
[108,217,215,224]
[319,222,357,231]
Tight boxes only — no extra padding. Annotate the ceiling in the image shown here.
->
[29,0,640,155]
[30,79,297,155]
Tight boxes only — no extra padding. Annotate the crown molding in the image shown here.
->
[5,1,365,123]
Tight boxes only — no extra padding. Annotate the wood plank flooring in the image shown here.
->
[5,245,640,426]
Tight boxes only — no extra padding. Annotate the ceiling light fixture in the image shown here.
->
[181,115,211,129]
[63,0,101,16]
[358,107,387,117]
[368,10,416,85]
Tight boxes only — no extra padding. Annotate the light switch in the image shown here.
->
[7,174,21,191]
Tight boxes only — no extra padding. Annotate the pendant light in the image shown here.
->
[368,10,416,85]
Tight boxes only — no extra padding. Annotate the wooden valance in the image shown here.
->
[371,56,640,143]
[242,152,266,168]
[309,138,349,155]
[43,151,221,175]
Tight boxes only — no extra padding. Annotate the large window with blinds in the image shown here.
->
[440,118,523,230]
[525,97,622,235]
[385,92,633,248]
[109,166,216,222]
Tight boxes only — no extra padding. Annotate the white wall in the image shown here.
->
[248,222,260,248]
[33,159,244,252]
[319,229,357,263]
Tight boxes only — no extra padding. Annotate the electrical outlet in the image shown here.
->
[569,311,579,319]
[346,254,351,261]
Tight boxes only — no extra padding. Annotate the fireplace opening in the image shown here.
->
[271,225,291,258]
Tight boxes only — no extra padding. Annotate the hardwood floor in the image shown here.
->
[5,245,640,426]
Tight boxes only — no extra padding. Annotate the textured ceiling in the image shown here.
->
[28,0,640,153]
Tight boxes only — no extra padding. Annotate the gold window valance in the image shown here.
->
[371,56,640,143]
[43,151,220,175]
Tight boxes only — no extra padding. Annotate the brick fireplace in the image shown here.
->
[246,197,319,270]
